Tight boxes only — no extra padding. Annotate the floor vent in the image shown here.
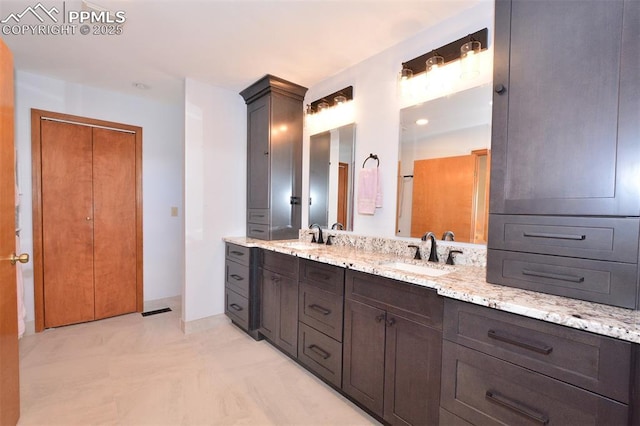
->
[141,307,172,317]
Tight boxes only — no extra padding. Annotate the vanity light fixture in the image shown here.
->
[399,28,488,80]
[306,86,353,114]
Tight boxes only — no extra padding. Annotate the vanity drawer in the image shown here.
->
[345,270,443,329]
[489,215,639,263]
[248,208,269,225]
[297,322,342,388]
[299,283,343,341]
[226,243,250,266]
[487,249,638,309]
[262,249,298,278]
[225,260,249,298]
[225,288,249,329]
[444,299,631,403]
[299,259,345,295]
[247,223,269,240]
[441,341,628,426]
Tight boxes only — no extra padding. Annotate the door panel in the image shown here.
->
[342,299,386,416]
[384,315,442,426]
[93,128,137,319]
[0,37,20,426]
[41,120,95,328]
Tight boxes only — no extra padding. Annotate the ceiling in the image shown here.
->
[0,0,480,104]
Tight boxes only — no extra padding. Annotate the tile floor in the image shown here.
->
[17,297,378,425]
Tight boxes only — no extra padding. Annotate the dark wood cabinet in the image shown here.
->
[258,250,299,357]
[490,0,639,216]
[297,259,345,387]
[224,243,259,339]
[240,75,308,240]
[342,270,443,425]
[487,0,640,308]
[441,299,634,425]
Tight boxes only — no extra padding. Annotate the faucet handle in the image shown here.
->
[308,231,317,243]
[408,244,421,260]
[326,235,335,245]
[446,250,463,265]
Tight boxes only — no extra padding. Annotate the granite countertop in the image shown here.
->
[224,236,640,344]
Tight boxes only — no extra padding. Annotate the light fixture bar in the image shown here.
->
[308,86,353,114]
[401,28,488,75]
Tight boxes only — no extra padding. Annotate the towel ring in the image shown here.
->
[362,153,379,168]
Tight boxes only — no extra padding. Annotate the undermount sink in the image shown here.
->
[275,241,321,250]
[380,261,452,277]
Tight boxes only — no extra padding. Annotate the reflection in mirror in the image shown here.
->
[309,123,356,231]
[396,84,492,244]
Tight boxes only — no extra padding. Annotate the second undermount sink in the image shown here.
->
[380,261,452,277]
[275,241,322,250]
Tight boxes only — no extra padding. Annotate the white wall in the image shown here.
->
[14,70,184,324]
[302,1,494,237]
[183,79,246,323]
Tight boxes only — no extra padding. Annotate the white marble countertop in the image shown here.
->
[224,236,640,344]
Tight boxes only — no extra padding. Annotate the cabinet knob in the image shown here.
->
[375,314,385,323]
[264,151,269,155]
[494,84,506,94]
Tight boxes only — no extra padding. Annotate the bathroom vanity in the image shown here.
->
[224,236,640,425]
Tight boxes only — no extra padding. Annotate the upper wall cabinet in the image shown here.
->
[490,0,640,216]
[240,75,308,240]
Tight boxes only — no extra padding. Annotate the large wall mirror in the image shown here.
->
[309,123,356,230]
[396,84,492,244]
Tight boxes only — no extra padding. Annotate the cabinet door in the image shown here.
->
[247,95,270,210]
[276,274,298,358]
[384,315,441,426]
[259,268,278,342]
[490,0,640,216]
[342,299,386,416]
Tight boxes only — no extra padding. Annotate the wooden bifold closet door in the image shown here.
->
[33,110,143,330]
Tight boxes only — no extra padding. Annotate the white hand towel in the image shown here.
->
[358,168,378,215]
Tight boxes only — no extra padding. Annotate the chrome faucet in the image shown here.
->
[309,223,324,244]
[421,232,439,262]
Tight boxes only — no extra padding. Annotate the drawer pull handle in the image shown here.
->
[308,344,331,360]
[252,229,265,233]
[523,232,586,241]
[229,303,243,312]
[309,304,331,315]
[375,314,385,323]
[485,390,549,425]
[521,269,585,283]
[230,250,245,256]
[488,329,553,355]
[230,274,244,281]
[309,271,331,281]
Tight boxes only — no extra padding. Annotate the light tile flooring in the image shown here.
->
[17,297,378,425]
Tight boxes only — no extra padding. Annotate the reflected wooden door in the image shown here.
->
[411,155,475,241]
[337,162,348,227]
[0,37,20,426]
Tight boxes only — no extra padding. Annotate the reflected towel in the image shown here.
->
[357,168,382,215]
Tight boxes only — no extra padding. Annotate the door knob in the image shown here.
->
[9,253,29,265]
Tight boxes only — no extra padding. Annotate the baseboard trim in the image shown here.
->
[180,313,229,334]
